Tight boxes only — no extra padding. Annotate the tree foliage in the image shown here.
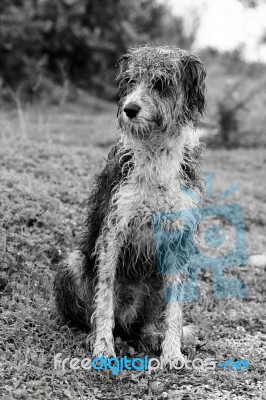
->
[0,0,188,100]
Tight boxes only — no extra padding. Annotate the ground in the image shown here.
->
[0,100,266,400]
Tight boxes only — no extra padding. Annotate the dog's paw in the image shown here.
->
[92,339,116,358]
[161,339,185,364]
[142,334,161,352]
[141,323,163,351]
[161,349,185,364]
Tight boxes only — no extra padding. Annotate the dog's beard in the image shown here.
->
[129,120,159,142]
[118,112,173,143]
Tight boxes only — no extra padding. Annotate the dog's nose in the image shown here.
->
[124,103,141,119]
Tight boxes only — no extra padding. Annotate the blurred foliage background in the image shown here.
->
[0,0,191,101]
[0,0,266,147]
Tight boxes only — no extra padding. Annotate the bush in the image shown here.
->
[0,0,188,102]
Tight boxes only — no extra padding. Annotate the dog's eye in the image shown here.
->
[123,77,136,86]
[153,77,168,92]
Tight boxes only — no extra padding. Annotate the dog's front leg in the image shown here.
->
[161,276,185,362]
[91,228,121,358]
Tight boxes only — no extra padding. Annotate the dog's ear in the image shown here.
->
[181,54,207,125]
[116,53,131,105]
[116,53,130,77]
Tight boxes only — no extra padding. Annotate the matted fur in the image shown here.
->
[54,45,206,360]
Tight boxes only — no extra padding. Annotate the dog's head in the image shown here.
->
[116,45,206,143]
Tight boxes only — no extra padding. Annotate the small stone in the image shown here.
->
[14,389,27,399]
[249,254,266,267]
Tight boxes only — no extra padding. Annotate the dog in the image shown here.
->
[54,45,206,361]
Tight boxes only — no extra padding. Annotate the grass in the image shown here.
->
[0,100,266,400]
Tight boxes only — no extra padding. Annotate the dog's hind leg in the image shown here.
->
[54,250,94,331]
[116,281,148,330]
[140,280,165,352]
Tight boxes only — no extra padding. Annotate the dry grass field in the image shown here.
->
[0,98,266,399]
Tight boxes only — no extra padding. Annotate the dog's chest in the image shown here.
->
[111,164,197,248]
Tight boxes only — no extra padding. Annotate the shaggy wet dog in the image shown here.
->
[54,45,206,361]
